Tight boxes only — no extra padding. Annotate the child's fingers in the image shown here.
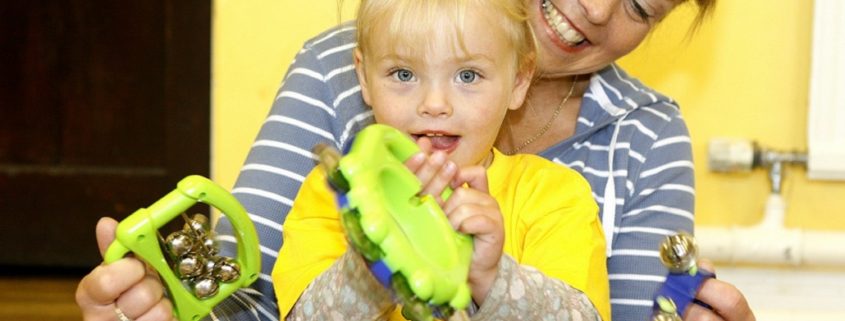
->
[443,201,478,231]
[419,160,457,201]
[442,187,496,218]
[448,204,502,238]
[411,151,445,187]
[415,135,433,154]
[443,201,503,257]
[404,136,432,172]
[404,152,426,173]
[443,198,504,296]
[411,151,457,199]
[450,166,488,193]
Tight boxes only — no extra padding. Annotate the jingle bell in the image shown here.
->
[192,277,219,299]
[215,258,241,283]
[202,237,218,255]
[653,296,682,321]
[205,257,218,276]
[659,231,698,273]
[176,254,206,278]
[165,231,195,257]
[184,213,210,236]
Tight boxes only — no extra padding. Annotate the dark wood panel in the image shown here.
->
[0,173,170,267]
[0,0,210,269]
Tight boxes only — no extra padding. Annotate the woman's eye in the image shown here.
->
[391,69,415,82]
[630,0,653,22]
[456,70,478,84]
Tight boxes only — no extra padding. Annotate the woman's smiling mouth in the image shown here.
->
[541,0,587,47]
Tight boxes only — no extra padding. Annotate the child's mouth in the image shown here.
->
[412,132,460,153]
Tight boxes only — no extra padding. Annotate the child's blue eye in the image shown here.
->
[457,70,478,84]
[392,69,415,82]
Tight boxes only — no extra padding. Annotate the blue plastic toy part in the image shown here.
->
[653,267,716,317]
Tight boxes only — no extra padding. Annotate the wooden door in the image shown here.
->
[0,1,210,270]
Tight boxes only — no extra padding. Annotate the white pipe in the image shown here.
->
[697,194,845,267]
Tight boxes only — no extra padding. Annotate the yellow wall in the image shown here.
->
[213,1,845,230]
[619,1,845,230]
[212,0,358,190]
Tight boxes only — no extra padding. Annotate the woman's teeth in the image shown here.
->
[542,0,585,45]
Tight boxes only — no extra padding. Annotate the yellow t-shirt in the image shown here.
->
[272,149,610,320]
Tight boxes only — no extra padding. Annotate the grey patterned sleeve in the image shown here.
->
[288,253,600,321]
[286,251,396,321]
[472,256,602,321]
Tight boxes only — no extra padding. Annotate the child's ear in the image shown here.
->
[508,67,534,111]
[354,48,372,106]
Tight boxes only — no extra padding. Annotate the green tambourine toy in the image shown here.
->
[316,124,473,321]
[104,175,260,321]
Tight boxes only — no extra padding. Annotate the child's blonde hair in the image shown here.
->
[355,0,536,77]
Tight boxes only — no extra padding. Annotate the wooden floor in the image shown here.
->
[0,274,82,321]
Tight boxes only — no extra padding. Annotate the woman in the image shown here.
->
[77,0,755,320]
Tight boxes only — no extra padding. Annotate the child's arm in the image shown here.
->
[287,251,394,320]
[272,168,396,320]
[471,255,601,321]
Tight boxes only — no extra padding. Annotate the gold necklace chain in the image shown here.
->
[507,76,578,155]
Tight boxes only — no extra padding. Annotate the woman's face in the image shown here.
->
[527,0,679,78]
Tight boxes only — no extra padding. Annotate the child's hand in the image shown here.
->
[76,217,176,321]
[404,145,504,305]
[443,165,503,305]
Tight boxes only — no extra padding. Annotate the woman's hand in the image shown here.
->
[684,259,756,321]
[76,217,176,321]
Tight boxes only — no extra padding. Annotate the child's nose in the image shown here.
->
[417,86,452,118]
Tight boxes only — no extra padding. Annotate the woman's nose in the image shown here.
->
[578,0,619,25]
[417,86,453,117]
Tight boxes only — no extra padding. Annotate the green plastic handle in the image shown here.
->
[104,175,260,321]
[349,124,452,200]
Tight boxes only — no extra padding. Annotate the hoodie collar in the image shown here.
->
[539,63,676,158]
